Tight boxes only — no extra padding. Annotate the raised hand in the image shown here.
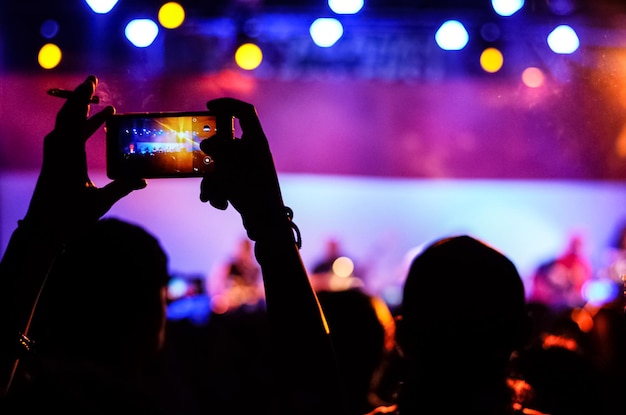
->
[23,75,146,244]
[200,97,290,242]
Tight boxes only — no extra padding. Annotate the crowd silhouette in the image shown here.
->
[0,75,623,415]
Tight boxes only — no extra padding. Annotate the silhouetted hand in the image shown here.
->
[23,75,146,243]
[200,98,289,241]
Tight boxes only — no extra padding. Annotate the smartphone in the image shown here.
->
[105,111,233,179]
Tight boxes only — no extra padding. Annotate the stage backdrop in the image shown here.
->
[1,72,625,301]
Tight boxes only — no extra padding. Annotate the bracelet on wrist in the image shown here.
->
[247,206,302,250]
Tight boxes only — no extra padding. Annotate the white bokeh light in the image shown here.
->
[125,19,159,48]
[310,18,344,47]
[84,0,119,14]
[491,0,525,17]
[435,20,469,51]
[547,25,580,54]
[328,0,364,15]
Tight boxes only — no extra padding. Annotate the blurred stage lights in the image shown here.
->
[328,0,364,15]
[40,19,60,39]
[547,24,580,54]
[491,0,525,17]
[310,18,344,47]
[435,20,469,51]
[480,47,504,73]
[35,0,583,78]
[125,19,159,47]
[38,43,62,69]
[159,2,185,29]
[581,278,619,306]
[521,67,545,88]
[84,0,119,14]
[235,43,263,70]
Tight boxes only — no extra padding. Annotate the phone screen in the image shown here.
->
[106,111,219,179]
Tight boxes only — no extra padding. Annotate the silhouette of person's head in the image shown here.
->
[316,288,395,414]
[32,217,170,372]
[394,235,529,413]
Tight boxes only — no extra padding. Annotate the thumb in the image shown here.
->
[98,178,147,210]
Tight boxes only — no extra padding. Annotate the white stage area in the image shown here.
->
[2,171,624,303]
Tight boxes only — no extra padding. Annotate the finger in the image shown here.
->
[56,75,98,130]
[97,178,147,212]
[200,135,225,156]
[206,98,264,139]
[200,175,229,209]
[83,105,115,142]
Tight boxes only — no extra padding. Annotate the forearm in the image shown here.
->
[254,224,346,415]
[0,221,64,394]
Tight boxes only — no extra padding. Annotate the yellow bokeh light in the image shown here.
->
[480,47,504,73]
[235,43,263,70]
[521,67,545,88]
[38,43,62,69]
[158,2,185,29]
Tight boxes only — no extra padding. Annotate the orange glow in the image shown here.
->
[316,296,331,334]
[370,296,396,351]
[616,123,626,158]
[210,294,230,314]
[570,306,594,332]
[364,404,397,415]
[521,67,544,88]
[542,333,579,351]
[523,408,550,415]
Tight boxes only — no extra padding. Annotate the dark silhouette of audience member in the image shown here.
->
[315,288,396,415]
[585,293,625,415]
[368,235,531,415]
[199,302,274,415]
[0,76,345,414]
[510,342,605,415]
[6,218,170,413]
[523,281,624,415]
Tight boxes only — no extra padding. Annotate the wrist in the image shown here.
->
[244,206,302,250]
[16,219,65,251]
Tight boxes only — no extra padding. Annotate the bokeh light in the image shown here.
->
[84,0,119,14]
[582,278,619,306]
[480,47,504,73]
[310,18,344,47]
[332,256,355,278]
[125,19,159,47]
[521,66,545,88]
[547,24,580,54]
[158,2,185,29]
[38,43,62,69]
[435,20,469,51]
[491,0,524,17]
[235,43,263,70]
[328,0,364,15]
[40,19,60,39]
[480,22,501,42]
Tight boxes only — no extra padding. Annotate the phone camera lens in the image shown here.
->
[203,125,211,132]
[202,155,212,165]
